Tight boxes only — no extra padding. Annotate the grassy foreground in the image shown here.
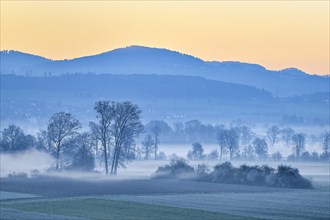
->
[1,198,253,220]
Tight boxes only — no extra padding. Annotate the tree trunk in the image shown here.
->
[154,144,158,160]
[230,150,233,160]
[219,147,223,160]
[110,148,117,174]
[102,138,109,174]
[114,148,120,175]
[55,142,61,170]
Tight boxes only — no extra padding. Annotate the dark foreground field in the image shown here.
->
[0,177,288,197]
[1,176,329,220]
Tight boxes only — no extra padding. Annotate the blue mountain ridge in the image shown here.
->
[1,45,329,97]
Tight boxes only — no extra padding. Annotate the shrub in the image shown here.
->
[271,151,282,161]
[8,172,28,178]
[196,164,211,181]
[287,154,296,161]
[300,152,312,161]
[153,158,195,179]
[268,165,312,189]
[67,147,95,172]
[156,151,167,160]
[30,169,40,178]
[211,162,236,183]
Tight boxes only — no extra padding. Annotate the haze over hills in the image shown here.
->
[1,46,328,97]
[1,46,329,127]
[1,74,328,128]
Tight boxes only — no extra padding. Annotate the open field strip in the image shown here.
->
[97,189,330,220]
[0,207,88,220]
[0,191,40,200]
[0,178,289,197]
[0,198,254,220]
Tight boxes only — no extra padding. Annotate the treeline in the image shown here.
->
[1,104,329,175]
[142,121,329,162]
[184,125,329,162]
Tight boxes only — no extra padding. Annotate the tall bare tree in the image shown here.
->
[145,120,171,159]
[142,134,154,160]
[292,133,305,159]
[47,112,81,170]
[238,126,255,145]
[320,130,329,156]
[89,101,114,174]
[217,128,239,160]
[280,127,295,147]
[253,138,268,160]
[266,125,280,147]
[110,101,143,175]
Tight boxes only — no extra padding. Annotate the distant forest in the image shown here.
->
[1,100,329,175]
[1,74,328,126]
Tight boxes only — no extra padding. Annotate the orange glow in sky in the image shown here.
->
[1,1,329,75]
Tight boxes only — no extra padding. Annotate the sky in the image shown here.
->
[1,1,329,75]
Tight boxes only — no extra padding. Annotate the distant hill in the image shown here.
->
[1,73,272,102]
[1,46,328,97]
[0,50,50,75]
[1,74,328,126]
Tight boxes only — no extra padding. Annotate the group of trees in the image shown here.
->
[137,120,328,162]
[140,120,171,160]
[0,124,36,152]
[1,111,329,175]
[89,101,143,174]
[0,100,143,175]
[185,125,329,162]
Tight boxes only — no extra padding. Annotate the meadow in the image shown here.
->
[0,160,329,220]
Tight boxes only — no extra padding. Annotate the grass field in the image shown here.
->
[0,161,329,220]
[102,189,330,219]
[1,198,253,220]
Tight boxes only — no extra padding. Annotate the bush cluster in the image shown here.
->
[153,159,312,189]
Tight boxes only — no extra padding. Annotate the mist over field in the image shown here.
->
[1,46,329,220]
[0,150,53,177]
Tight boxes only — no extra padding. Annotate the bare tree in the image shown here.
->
[36,129,51,151]
[253,138,268,160]
[145,120,171,159]
[238,126,255,145]
[110,101,143,175]
[89,101,114,174]
[280,127,295,147]
[320,131,330,157]
[266,125,280,147]
[47,112,81,170]
[192,142,204,160]
[216,128,226,160]
[217,128,239,160]
[150,123,160,159]
[291,133,305,159]
[1,124,25,152]
[142,135,154,160]
[241,145,255,160]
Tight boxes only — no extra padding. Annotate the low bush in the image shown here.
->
[153,160,312,189]
[153,158,195,179]
[8,172,28,178]
[267,165,312,188]
[30,169,40,178]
